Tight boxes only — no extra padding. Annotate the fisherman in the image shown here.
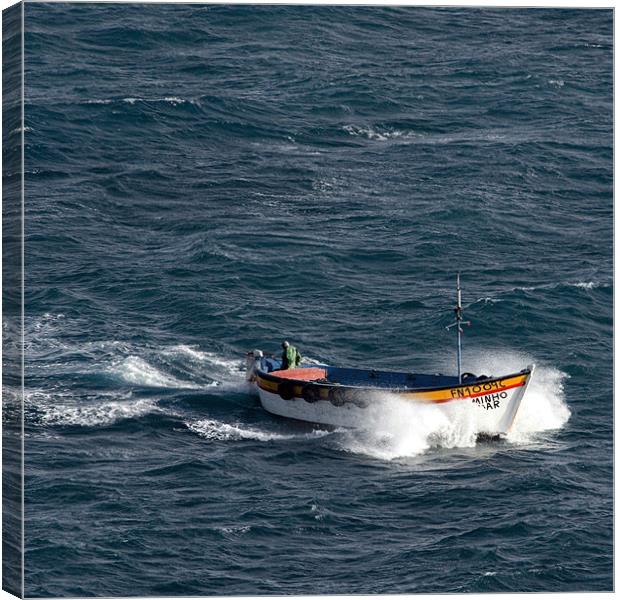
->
[281,340,302,370]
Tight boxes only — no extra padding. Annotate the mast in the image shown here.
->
[446,273,470,381]
[455,272,463,379]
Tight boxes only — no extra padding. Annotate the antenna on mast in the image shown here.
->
[445,273,471,382]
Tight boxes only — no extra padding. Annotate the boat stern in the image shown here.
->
[245,350,265,393]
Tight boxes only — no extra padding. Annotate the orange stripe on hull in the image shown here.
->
[422,380,526,404]
[256,372,530,405]
[466,381,525,399]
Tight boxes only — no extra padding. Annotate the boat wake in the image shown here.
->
[108,355,206,389]
[24,389,172,428]
[23,314,250,429]
[185,418,332,443]
[24,313,248,392]
[40,397,165,427]
[107,345,247,391]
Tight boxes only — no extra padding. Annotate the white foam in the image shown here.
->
[109,355,201,389]
[37,396,161,427]
[569,281,604,290]
[512,285,540,292]
[9,125,33,135]
[160,345,250,392]
[216,525,251,535]
[310,503,327,521]
[338,351,570,460]
[25,385,182,428]
[85,97,198,106]
[167,345,242,374]
[161,96,187,105]
[300,356,328,366]
[343,125,516,146]
[343,124,409,141]
[470,279,609,306]
[123,96,197,106]
[31,312,65,330]
[186,418,331,442]
[455,350,571,443]
[476,296,503,304]
[507,366,571,443]
[338,394,478,461]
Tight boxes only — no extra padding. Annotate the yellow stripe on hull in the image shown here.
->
[401,373,529,403]
[256,372,529,405]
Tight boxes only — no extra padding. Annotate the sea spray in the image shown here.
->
[456,349,571,440]
[507,366,571,443]
[335,355,570,460]
[337,393,479,460]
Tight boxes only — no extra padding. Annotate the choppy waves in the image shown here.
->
[24,309,570,462]
[19,3,612,595]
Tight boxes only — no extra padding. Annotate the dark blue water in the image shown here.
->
[17,4,612,595]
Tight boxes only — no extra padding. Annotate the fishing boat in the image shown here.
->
[245,275,535,436]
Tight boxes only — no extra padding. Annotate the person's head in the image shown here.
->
[282,340,289,349]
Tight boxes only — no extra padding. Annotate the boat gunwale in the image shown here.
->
[255,366,533,394]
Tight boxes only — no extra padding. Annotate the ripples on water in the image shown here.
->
[9,4,613,595]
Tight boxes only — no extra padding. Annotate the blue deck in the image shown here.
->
[326,366,459,390]
[258,357,460,390]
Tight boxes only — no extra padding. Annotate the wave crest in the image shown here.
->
[26,389,165,427]
[186,418,331,442]
[108,355,203,389]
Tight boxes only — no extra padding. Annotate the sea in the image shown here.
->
[5,4,614,596]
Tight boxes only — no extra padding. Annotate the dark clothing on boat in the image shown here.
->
[281,345,302,370]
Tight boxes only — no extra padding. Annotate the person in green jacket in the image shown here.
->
[281,340,302,370]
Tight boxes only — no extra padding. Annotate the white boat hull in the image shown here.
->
[254,366,534,436]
